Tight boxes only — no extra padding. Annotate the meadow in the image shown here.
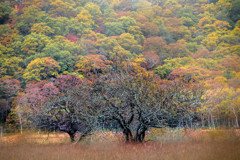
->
[1,129,240,160]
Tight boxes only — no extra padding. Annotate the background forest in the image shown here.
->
[0,0,240,142]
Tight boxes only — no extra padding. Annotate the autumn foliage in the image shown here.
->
[0,0,239,144]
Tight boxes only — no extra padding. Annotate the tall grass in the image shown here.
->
[0,129,240,160]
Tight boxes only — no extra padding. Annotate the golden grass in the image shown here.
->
[0,129,240,160]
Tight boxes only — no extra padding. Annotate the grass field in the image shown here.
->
[0,129,240,160]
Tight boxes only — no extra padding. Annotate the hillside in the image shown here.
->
[0,0,240,139]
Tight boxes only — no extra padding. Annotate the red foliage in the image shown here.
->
[167,42,189,58]
[143,37,167,53]
[142,51,161,70]
[116,11,131,18]
[193,49,212,59]
[164,17,182,28]
[141,22,159,37]
[221,55,240,72]
[66,34,78,43]
[16,3,24,13]
[168,67,210,82]
[8,20,17,28]
[0,77,21,99]
[19,75,84,110]
[229,79,240,89]
[82,39,98,55]
[95,26,104,33]
[95,18,103,25]
[54,75,84,93]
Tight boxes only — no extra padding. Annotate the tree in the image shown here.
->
[168,66,210,82]
[14,5,48,35]
[21,33,52,56]
[0,2,12,24]
[84,2,102,20]
[0,77,20,122]
[17,75,99,142]
[96,71,204,142]
[23,57,60,82]
[140,22,159,37]
[142,51,161,70]
[0,56,24,78]
[214,0,232,22]
[193,49,212,59]
[104,22,125,36]
[143,36,167,60]
[41,44,76,73]
[201,32,219,51]
[49,0,75,17]
[167,39,191,58]
[75,54,113,76]
[127,26,145,44]
[229,0,240,25]
[118,16,136,31]
[97,37,119,53]
[143,36,167,53]
[76,10,94,25]
[31,22,54,36]
[118,33,142,53]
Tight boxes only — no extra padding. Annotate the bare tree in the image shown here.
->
[17,75,100,142]
[96,71,204,142]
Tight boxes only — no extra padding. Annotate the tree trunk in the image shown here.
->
[208,115,211,129]
[201,114,205,128]
[134,125,147,143]
[18,111,23,134]
[210,114,215,129]
[123,128,133,143]
[68,132,75,142]
[232,108,239,128]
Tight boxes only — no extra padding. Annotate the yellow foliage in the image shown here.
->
[23,57,60,82]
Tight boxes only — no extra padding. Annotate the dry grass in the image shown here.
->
[0,129,240,160]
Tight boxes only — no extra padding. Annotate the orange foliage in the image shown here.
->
[75,54,113,75]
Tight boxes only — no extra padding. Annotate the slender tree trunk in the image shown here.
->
[208,115,211,129]
[228,118,231,128]
[210,114,215,129]
[5,98,9,122]
[18,112,23,134]
[201,114,205,128]
[232,108,239,128]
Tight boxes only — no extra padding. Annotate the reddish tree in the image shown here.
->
[0,77,21,122]
[168,67,210,82]
[142,51,161,70]
[193,49,212,59]
[82,39,98,55]
[143,37,167,53]
[221,55,240,72]
[141,22,159,37]
[66,34,78,43]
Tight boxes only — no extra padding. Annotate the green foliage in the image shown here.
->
[104,22,125,36]
[42,45,75,72]
[0,0,239,129]
[21,33,52,56]
[0,24,12,36]
[0,2,11,24]
[155,57,194,78]
[14,5,49,35]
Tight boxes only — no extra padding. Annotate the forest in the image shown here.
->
[0,0,240,145]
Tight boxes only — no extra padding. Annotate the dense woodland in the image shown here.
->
[0,0,240,142]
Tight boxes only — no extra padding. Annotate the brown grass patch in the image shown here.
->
[1,141,240,160]
[0,129,240,160]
